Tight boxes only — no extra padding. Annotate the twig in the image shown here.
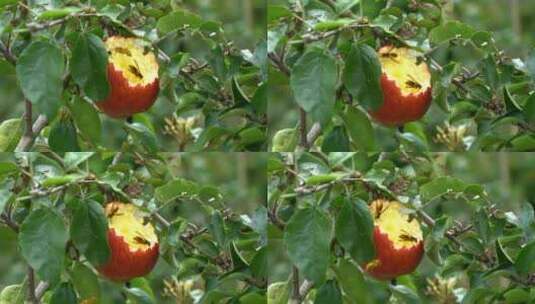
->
[299,109,308,148]
[26,12,98,32]
[306,122,322,146]
[0,40,16,64]
[34,282,49,300]
[15,114,48,152]
[290,267,300,303]
[268,53,290,76]
[27,267,39,304]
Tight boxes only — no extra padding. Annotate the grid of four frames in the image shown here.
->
[0,1,534,303]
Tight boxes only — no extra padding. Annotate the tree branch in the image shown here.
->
[15,114,48,152]
[27,267,39,304]
[299,108,308,148]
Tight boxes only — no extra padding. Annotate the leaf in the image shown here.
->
[19,208,68,285]
[0,179,13,214]
[70,33,110,101]
[0,118,22,152]
[38,7,80,20]
[69,199,110,266]
[342,43,383,111]
[70,262,101,303]
[124,123,159,153]
[16,41,64,118]
[335,199,375,264]
[333,258,373,304]
[290,48,337,114]
[390,285,420,304]
[48,116,80,153]
[321,126,350,152]
[340,106,376,150]
[315,280,342,304]
[124,287,155,304]
[429,21,476,45]
[271,128,297,152]
[157,9,203,35]
[155,178,200,203]
[284,206,332,285]
[419,176,467,202]
[68,97,102,145]
[267,282,289,304]
[208,45,227,82]
[50,282,77,304]
[208,210,227,248]
[515,240,535,274]
[63,152,94,170]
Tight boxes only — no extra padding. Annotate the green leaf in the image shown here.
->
[419,176,467,202]
[503,288,531,304]
[343,43,383,111]
[125,123,159,153]
[429,21,476,45]
[50,282,77,304]
[267,282,289,304]
[340,106,376,150]
[0,179,14,213]
[271,128,297,152]
[63,152,94,170]
[70,33,110,101]
[315,280,342,304]
[157,9,203,35]
[208,45,227,82]
[155,178,200,203]
[37,7,80,20]
[0,284,25,304]
[290,48,337,114]
[49,116,80,152]
[333,258,373,304]
[70,262,101,303]
[0,118,22,152]
[16,41,64,118]
[284,206,332,285]
[19,208,68,285]
[124,287,155,304]
[335,199,375,264]
[69,199,110,266]
[208,210,227,247]
[390,285,420,304]
[515,240,535,274]
[68,97,102,145]
[322,126,350,152]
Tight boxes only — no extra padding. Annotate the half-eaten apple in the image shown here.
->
[98,202,159,281]
[369,46,432,126]
[97,36,160,118]
[362,199,424,280]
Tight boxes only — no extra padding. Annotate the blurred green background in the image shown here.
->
[269,152,535,283]
[268,0,535,149]
[0,0,266,150]
[0,152,267,303]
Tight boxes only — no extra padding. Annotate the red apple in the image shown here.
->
[369,46,432,126]
[97,202,159,281]
[362,199,424,280]
[97,36,160,118]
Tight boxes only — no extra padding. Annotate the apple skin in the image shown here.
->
[369,46,432,126]
[369,75,432,126]
[362,199,424,280]
[97,228,159,282]
[364,226,424,280]
[96,64,159,118]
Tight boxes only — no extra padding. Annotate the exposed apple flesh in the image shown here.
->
[97,202,159,281]
[97,36,159,118]
[362,199,424,280]
[369,46,432,126]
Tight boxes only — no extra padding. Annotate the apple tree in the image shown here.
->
[268,152,535,303]
[0,1,266,152]
[0,152,267,303]
[268,0,535,152]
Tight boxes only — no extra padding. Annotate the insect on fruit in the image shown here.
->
[134,235,151,246]
[399,229,418,243]
[113,47,132,56]
[129,64,144,80]
[374,200,389,220]
[107,205,122,218]
[405,75,422,90]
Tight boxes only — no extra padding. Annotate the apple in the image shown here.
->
[96,36,160,118]
[97,202,159,281]
[362,199,424,280]
[369,46,432,126]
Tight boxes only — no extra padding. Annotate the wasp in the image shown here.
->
[107,205,122,219]
[113,47,132,56]
[381,46,399,62]
[405,75,422,90]
[133,233,151,246]
[129,64,144,80]
[374,201,389,220]
[399,229,418,243]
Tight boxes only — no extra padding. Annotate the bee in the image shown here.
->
[374,201,389,220]
[399,230,418,243]
[113,47,132,56]
[142,216,151,226]
[405,75,422,90]
[128,64,144,79]
[107,205,122,219]
[133,233,151,246]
